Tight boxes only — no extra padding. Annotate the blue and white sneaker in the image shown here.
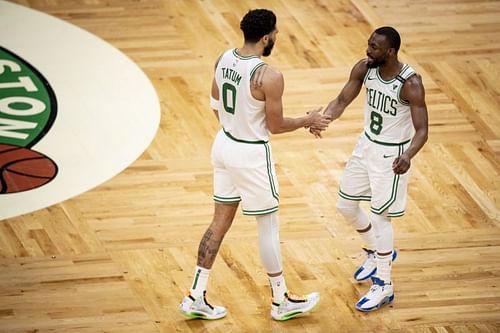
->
[354,248,398,281]
[355,277,394,312]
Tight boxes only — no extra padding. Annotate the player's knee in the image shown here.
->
[336,198,359,220]
[256,212,282,273]
[370,212,390,225]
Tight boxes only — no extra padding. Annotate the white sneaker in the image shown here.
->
[271,292,320,321]
[355,277,394,312]
[354,248,398,281]
[179,291,227,320]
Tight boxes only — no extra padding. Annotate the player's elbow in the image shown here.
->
[268,128,282,135]
[267,122,284,134]
[267,126,280,134]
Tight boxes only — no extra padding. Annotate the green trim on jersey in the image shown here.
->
[264,143,280,201]
[213,195,241,203]
[364,132,411,146]
[338,188,371,201]
[243,205,279,216]
[376,64,409,84]
[250,62,266,80]
[396,82,409,106]
[396,65,416,105]
[223,128,268,144]
[397,73,417,106]
[232,48,259,60]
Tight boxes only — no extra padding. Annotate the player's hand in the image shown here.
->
[306,107,330,138]
[308,127,324,138]
[392,153,411,174]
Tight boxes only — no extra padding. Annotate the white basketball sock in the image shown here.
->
[190,265,210,298]
[371,213,393,253]
[268,273,288,303]
[370,212,394,283]
[376,252,393,283]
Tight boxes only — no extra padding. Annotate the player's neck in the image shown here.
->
[378,60,403,80]
[237,43,262,58]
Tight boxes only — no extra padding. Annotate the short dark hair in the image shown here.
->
[240,9,276,43]
[374,26,401,52]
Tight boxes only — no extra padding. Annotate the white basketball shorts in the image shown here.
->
[211,129,279,216]
[338,133,411,217]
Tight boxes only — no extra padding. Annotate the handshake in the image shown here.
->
[304,107,333,138]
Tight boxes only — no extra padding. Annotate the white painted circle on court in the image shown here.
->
[0,1,160,219]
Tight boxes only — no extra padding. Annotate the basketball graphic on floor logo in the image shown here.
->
[0,46,58,195]
[0,143,57,194]
[0,1,160,219]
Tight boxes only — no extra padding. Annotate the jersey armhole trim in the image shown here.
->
[248,62,266,105]
[397,72,417,105]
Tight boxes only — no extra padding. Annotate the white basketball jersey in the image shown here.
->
[214,49,267,143]
[363,64,416,144]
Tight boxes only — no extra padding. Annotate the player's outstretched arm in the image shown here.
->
[261,66,330,134]
[324,59,367,121]
[309,59,367,137]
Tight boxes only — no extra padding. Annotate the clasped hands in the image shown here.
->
[305,107,332,138]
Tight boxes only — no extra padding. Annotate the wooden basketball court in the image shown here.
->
[1,0,499,332]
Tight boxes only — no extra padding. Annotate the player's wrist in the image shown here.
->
[303,114,313,128]
[323,110,334,122]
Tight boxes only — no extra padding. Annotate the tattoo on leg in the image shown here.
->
[197,228,223,268]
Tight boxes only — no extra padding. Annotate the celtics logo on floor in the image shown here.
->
[0,47,58,193]
[0,1,160,220]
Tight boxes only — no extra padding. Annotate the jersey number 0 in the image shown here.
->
[222,83,236,114]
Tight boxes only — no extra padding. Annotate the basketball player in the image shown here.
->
[179,9,329,320]
[313,26,428,311]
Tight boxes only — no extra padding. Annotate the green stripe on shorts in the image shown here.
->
[213,195,241,203]
[387,210,405,217]
[264,143,279,201]
[371,145,403,215]
[243,206,279,216]
[371,174,400,214]
[338,188,371,201]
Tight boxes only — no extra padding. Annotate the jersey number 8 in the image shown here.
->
[369,111,383,135]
